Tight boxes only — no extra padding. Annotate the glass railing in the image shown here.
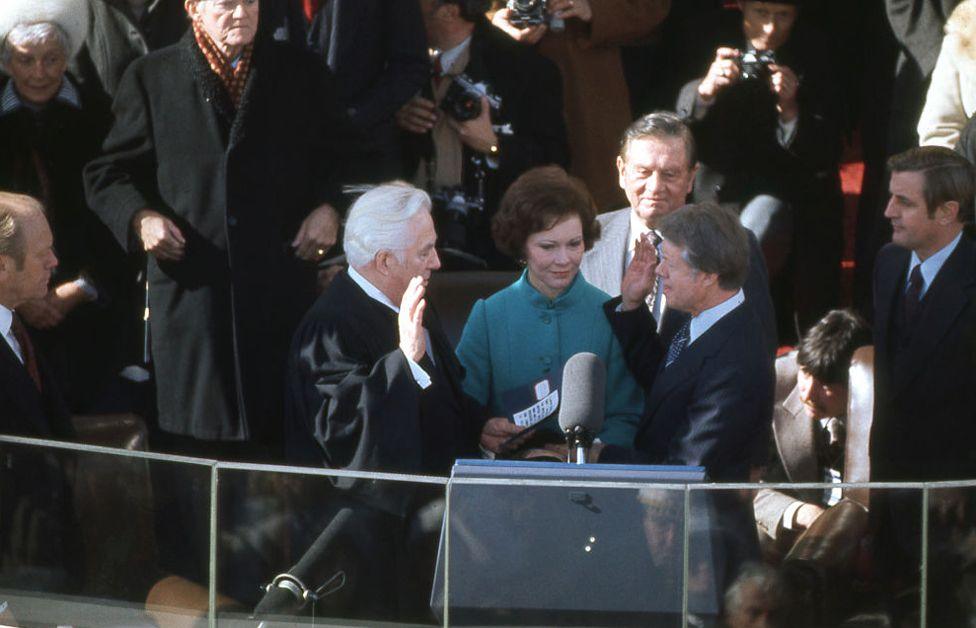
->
[0,434,971,627]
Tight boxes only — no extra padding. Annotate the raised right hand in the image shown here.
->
[134,209,186,261]
[698,47,741,103]
[620,233,659,311]
[398,276,427,363]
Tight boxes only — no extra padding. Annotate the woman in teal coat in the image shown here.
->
[456,166,643,448]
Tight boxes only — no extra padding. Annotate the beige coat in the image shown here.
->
[537,0,670,210]
[918,0,976,147]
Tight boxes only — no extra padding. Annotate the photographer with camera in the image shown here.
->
[492,0,671,210]
[396,0,568,269]
[674,0,844,333]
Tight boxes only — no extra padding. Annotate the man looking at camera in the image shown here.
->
[396,0,567,268]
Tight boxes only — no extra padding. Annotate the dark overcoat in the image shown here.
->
[85,31,346,443]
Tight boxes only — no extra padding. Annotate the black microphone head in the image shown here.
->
[557,352,606,434]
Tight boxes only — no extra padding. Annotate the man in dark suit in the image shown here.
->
[595,201,774,579]
[0,192,75,594]
[872,146,976,482]
[596,202,773,482]
[580,112,777,355]
[0,192,71,438]
[870,144,976,622]
[396,0,569,268]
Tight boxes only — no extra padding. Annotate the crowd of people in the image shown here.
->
[1,0,976,626]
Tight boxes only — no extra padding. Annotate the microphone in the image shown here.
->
[252,508,352,622]
[557,352,606,464]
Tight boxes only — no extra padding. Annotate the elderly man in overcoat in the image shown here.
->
[85,0,350,458]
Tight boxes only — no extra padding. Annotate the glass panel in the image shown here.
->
[216,464,445,626]
[0,439,214,626]
[924,484,976,628]
[708,484,925,628]
[442,463,713,627]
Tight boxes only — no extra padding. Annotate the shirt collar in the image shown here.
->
[627,211,656,254]
[689,289,745,344]
[347,266,400,313]
[0,304,12,338]
[907,231,962,297]
[0,78,81,116]
[435,35,472,76]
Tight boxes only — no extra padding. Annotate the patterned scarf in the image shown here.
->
[192,20,253,108]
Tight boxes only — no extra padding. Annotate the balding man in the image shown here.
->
[0,192,71,438]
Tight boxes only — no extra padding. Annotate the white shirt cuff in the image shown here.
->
[777,116,799,148]
[781,500,805,531]
[406,354,432,390]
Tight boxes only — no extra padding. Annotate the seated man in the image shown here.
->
[753,309,871,559]
[285,181,517,509]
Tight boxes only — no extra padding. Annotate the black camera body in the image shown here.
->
[738,48,777,81]
[432,186,485,254]
[507,0,547,26]
[440,74,503,122]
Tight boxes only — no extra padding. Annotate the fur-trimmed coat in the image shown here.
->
[84,31,348,445]
[918,0,976,147]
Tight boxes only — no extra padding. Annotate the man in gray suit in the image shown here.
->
[580,111,777,354]
[753,309,870,559]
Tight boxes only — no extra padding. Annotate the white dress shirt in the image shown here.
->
[0,305,24,364]
[688,289,746,345]
[907,231,962,298]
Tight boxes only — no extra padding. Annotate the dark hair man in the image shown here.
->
[872,145,976,483]
[395,0,568,269]
[580,111,777,355]
[754,309,871,558]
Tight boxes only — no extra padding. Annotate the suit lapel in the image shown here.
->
[875,246,908,373]
[582,209,629,296]
[893,238,976,391]
[643,305,744,421]
[0,338,51,437]
[773,386,818,482]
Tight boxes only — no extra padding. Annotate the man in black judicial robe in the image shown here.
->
[283,183,517,619]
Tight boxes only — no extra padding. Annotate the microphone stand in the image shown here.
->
[563,425,594,465]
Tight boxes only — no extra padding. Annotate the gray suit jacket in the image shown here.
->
[581,207,778,355]
[753,354,824,547]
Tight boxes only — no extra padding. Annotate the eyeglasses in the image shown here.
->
[208,0,258,11]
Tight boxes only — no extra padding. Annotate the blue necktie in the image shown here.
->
[665,320,690,368]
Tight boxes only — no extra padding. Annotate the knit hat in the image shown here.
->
[0,0,90,60]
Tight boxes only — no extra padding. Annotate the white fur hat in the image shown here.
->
[0,0,90,60]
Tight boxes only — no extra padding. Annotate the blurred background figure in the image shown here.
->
[491,0,671,210]
[723,563,794,628]
[917,0,976,149]
[306,0,430,182]
[0,0,131,413]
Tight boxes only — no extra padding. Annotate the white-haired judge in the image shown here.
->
[0,0,130,411]
[284,182,518,503]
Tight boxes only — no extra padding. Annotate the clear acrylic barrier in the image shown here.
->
[1,432,973,628]
[215,463,447,627]
[0,435,215,627]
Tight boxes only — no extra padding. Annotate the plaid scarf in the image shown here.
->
[192,21,253,108]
